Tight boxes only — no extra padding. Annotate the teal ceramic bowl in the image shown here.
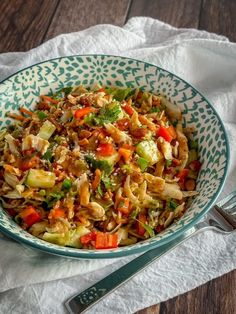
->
[0,55,229,259]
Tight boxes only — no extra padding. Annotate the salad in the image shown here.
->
[0,85,201,249]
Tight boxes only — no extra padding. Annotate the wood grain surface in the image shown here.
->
[128,0,202,28]
[0,0,59,52]
[44,0,132,41]
[199,0,236,42]
[136,270,236,314]
[0,1,235,313]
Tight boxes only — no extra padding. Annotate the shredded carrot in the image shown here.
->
[48,208,65,220]
[118,147,133,162]
[7,113,25,121]
[92,169,101,190]
[117,197,130,215]
[19,107,33,116]
[166,125,177,139]
[40,95,59,104]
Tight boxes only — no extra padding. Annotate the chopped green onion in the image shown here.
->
[150,107,160,113]
[121,164,132,173]
[38,189,46,196]
[166,159,172,167]
[62,178,72,190]
[137,157,148,172]
[37,111,47,120]
[167,199,179,211]
[42,149,53,162]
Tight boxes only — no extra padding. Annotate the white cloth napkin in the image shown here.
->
[0,17,236,313]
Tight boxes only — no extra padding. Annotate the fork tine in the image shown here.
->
[217,191,236,208]
[223,201,236,210]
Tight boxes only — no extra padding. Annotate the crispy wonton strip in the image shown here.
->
[104,123,132,144]
[78,173,90,206]
[176,122,188,170]
[144,173,165,193]
[124,175,139,204]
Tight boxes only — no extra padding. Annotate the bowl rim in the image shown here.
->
[0,54,230,259]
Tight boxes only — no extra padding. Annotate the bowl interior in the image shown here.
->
[0,55,229,258]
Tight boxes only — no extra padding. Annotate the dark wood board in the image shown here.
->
[137,270,236,314]
[0,0,59,52]
[199,0,236,42]
[128,0,202,28]
[44,0,132,41]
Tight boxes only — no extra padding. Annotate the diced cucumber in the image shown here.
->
[98,152,119,166]
[42,226,91,247]
[137,157,148,171]
[42,232,70,246]
[38,120,56,140]
[25,169,56,188]
[136,140,160,165]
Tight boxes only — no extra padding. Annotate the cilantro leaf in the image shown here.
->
[106,87,132,101]
[150,107,160,113]
[101,176,112,190]
[84,102,122,126]
[52,87,73,99]
[37,111,47,120]
[166,199,179,211]
[85,155,113,174]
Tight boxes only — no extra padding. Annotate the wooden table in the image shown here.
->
[0,1,235,313]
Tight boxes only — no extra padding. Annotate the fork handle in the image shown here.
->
[65,227,198,314]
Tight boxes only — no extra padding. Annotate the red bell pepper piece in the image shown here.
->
[19,156,40,171]
[80,231,97,245]
[177,168,189,180]
[20,206,41,227]
[123,104,135,116]
[156,126,173,142]
[97,143,115,156]
[95,233,118,249]
[116,118,130,130]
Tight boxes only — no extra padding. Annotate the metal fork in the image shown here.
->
[65,191,236,314]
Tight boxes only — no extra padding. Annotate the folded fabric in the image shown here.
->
[0,17,235,314]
